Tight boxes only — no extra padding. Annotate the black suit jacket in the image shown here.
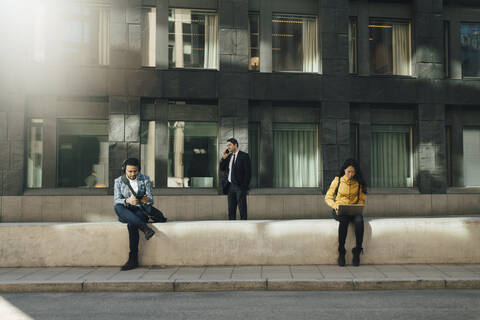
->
[219,151,252,194]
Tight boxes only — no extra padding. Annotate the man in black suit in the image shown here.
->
[219,138,252,220]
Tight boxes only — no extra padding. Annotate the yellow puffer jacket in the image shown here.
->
[325,176,366,211]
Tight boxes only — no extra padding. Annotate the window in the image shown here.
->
[168,121,217,188]
[273,123,319,187]
[249,122,259,188]
[272,15,318,72]
[249,14,260,71]
[371,125,413,188]
[140,121,156,187]
[60,5,110,65]
[142,7,156,67]
[463,128,480,186]
[57,119,109,188]
[27,119,43,188]
[461,23,480,78]
[446,126,452,187]
[349,17,358,74]
[168,9,218,69]
[369,19,411,75]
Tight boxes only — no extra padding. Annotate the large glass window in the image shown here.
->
[463,128,480,186]
[168,9,218,69]
[168,121,217,188]
[140,121,156,187]
[371,125,413,188]
[461,23,480,78]
[369,19,411,75]
[57,119,109,188]
[249,122,259,188]
[273,123,319,187]
[272,15,318,72]
[27,119,44,188]
[249,14,260,71]
[349,17,358,74]
[60,5,110,65]
[141,7,156,67]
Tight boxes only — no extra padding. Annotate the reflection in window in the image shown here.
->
[142,7,156,67]
[272,15,318,72]
[273,123,319,187]
[140,121,156,187]
[27,119,43,188]
[463,128,480,186]
[57,119,109,188]
[249,14,260,71]
[371,125,413,188]
[249,122,259,188]
[60,5,110,65]
[461,23,480,77]
[168,9,218,69]
[168,122,217,188]
[349,17,358,74]
[369,19,411,75]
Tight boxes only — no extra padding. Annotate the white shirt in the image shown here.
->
[228,151,239,183]
[127,177,139,194]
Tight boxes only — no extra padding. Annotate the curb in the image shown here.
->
[1,278,479,293]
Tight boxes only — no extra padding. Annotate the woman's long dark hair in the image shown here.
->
[337,158,367,194]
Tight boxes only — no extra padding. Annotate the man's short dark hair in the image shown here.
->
[227,138,238,146]
[122,158,141,172]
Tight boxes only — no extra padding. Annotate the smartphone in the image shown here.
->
[225,149,229,154]
[136,195,144,200]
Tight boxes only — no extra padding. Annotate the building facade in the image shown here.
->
[1,0,480,222]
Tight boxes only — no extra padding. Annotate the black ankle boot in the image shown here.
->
[352,247,363,267]
[121,252,138,271]
[140,225,155,240]
[338,248,346,267]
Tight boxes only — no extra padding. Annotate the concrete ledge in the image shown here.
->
[0,282,84,293]
[1,217,480,267]
[174,280,267,292]
[83,281,173,292]
[267,279,354,291]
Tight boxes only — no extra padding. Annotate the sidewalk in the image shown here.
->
[0,265,479,292]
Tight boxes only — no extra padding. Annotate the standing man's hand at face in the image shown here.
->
[222,149,230,159]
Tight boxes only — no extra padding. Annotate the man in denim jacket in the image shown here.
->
[114,157,155,271]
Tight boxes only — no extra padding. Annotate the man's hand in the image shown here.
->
[140,196,150,204]
[126,195,139,205]
[222,150,229,159]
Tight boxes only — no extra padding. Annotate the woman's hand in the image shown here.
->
[140,196,150,204]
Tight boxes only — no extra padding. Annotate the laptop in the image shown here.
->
[338,204,364,216]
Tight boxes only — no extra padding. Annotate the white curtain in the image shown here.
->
[302,19,318,72]
[142,8,156,67]
[204,15,219,69]
[371,127,410,188]
[98,7,110,65]
[392,23,411,75]
[273,124,318,188]
[463,128,480,186]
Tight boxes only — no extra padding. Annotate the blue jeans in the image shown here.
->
[114,204,148,254]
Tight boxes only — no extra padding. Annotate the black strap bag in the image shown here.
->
[121,175,167,223]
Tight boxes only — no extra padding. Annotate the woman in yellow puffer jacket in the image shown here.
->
[325,159,367,267]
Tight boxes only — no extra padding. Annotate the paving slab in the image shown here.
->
[141,267,178,281]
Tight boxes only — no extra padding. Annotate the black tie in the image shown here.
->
[233,154,236,165]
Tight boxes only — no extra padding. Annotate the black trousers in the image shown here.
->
[332,211,364,253]
[227,183,247,220]
[114,204,148,254]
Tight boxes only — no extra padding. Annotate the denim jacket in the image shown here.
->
[113,173,154,211]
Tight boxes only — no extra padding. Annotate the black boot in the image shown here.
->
[338,248,346,267]
[140,225,155,240]
[352,247,363,267]
[120,252,138,271]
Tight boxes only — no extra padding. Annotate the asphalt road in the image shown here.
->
[1,290,479,320]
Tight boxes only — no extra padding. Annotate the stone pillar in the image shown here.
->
[318,0,351,191]
[414,0,444,79]
[259,102,273,187]
[357,0,370,76]
[218,0,250,191]
[416,104,447,193]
